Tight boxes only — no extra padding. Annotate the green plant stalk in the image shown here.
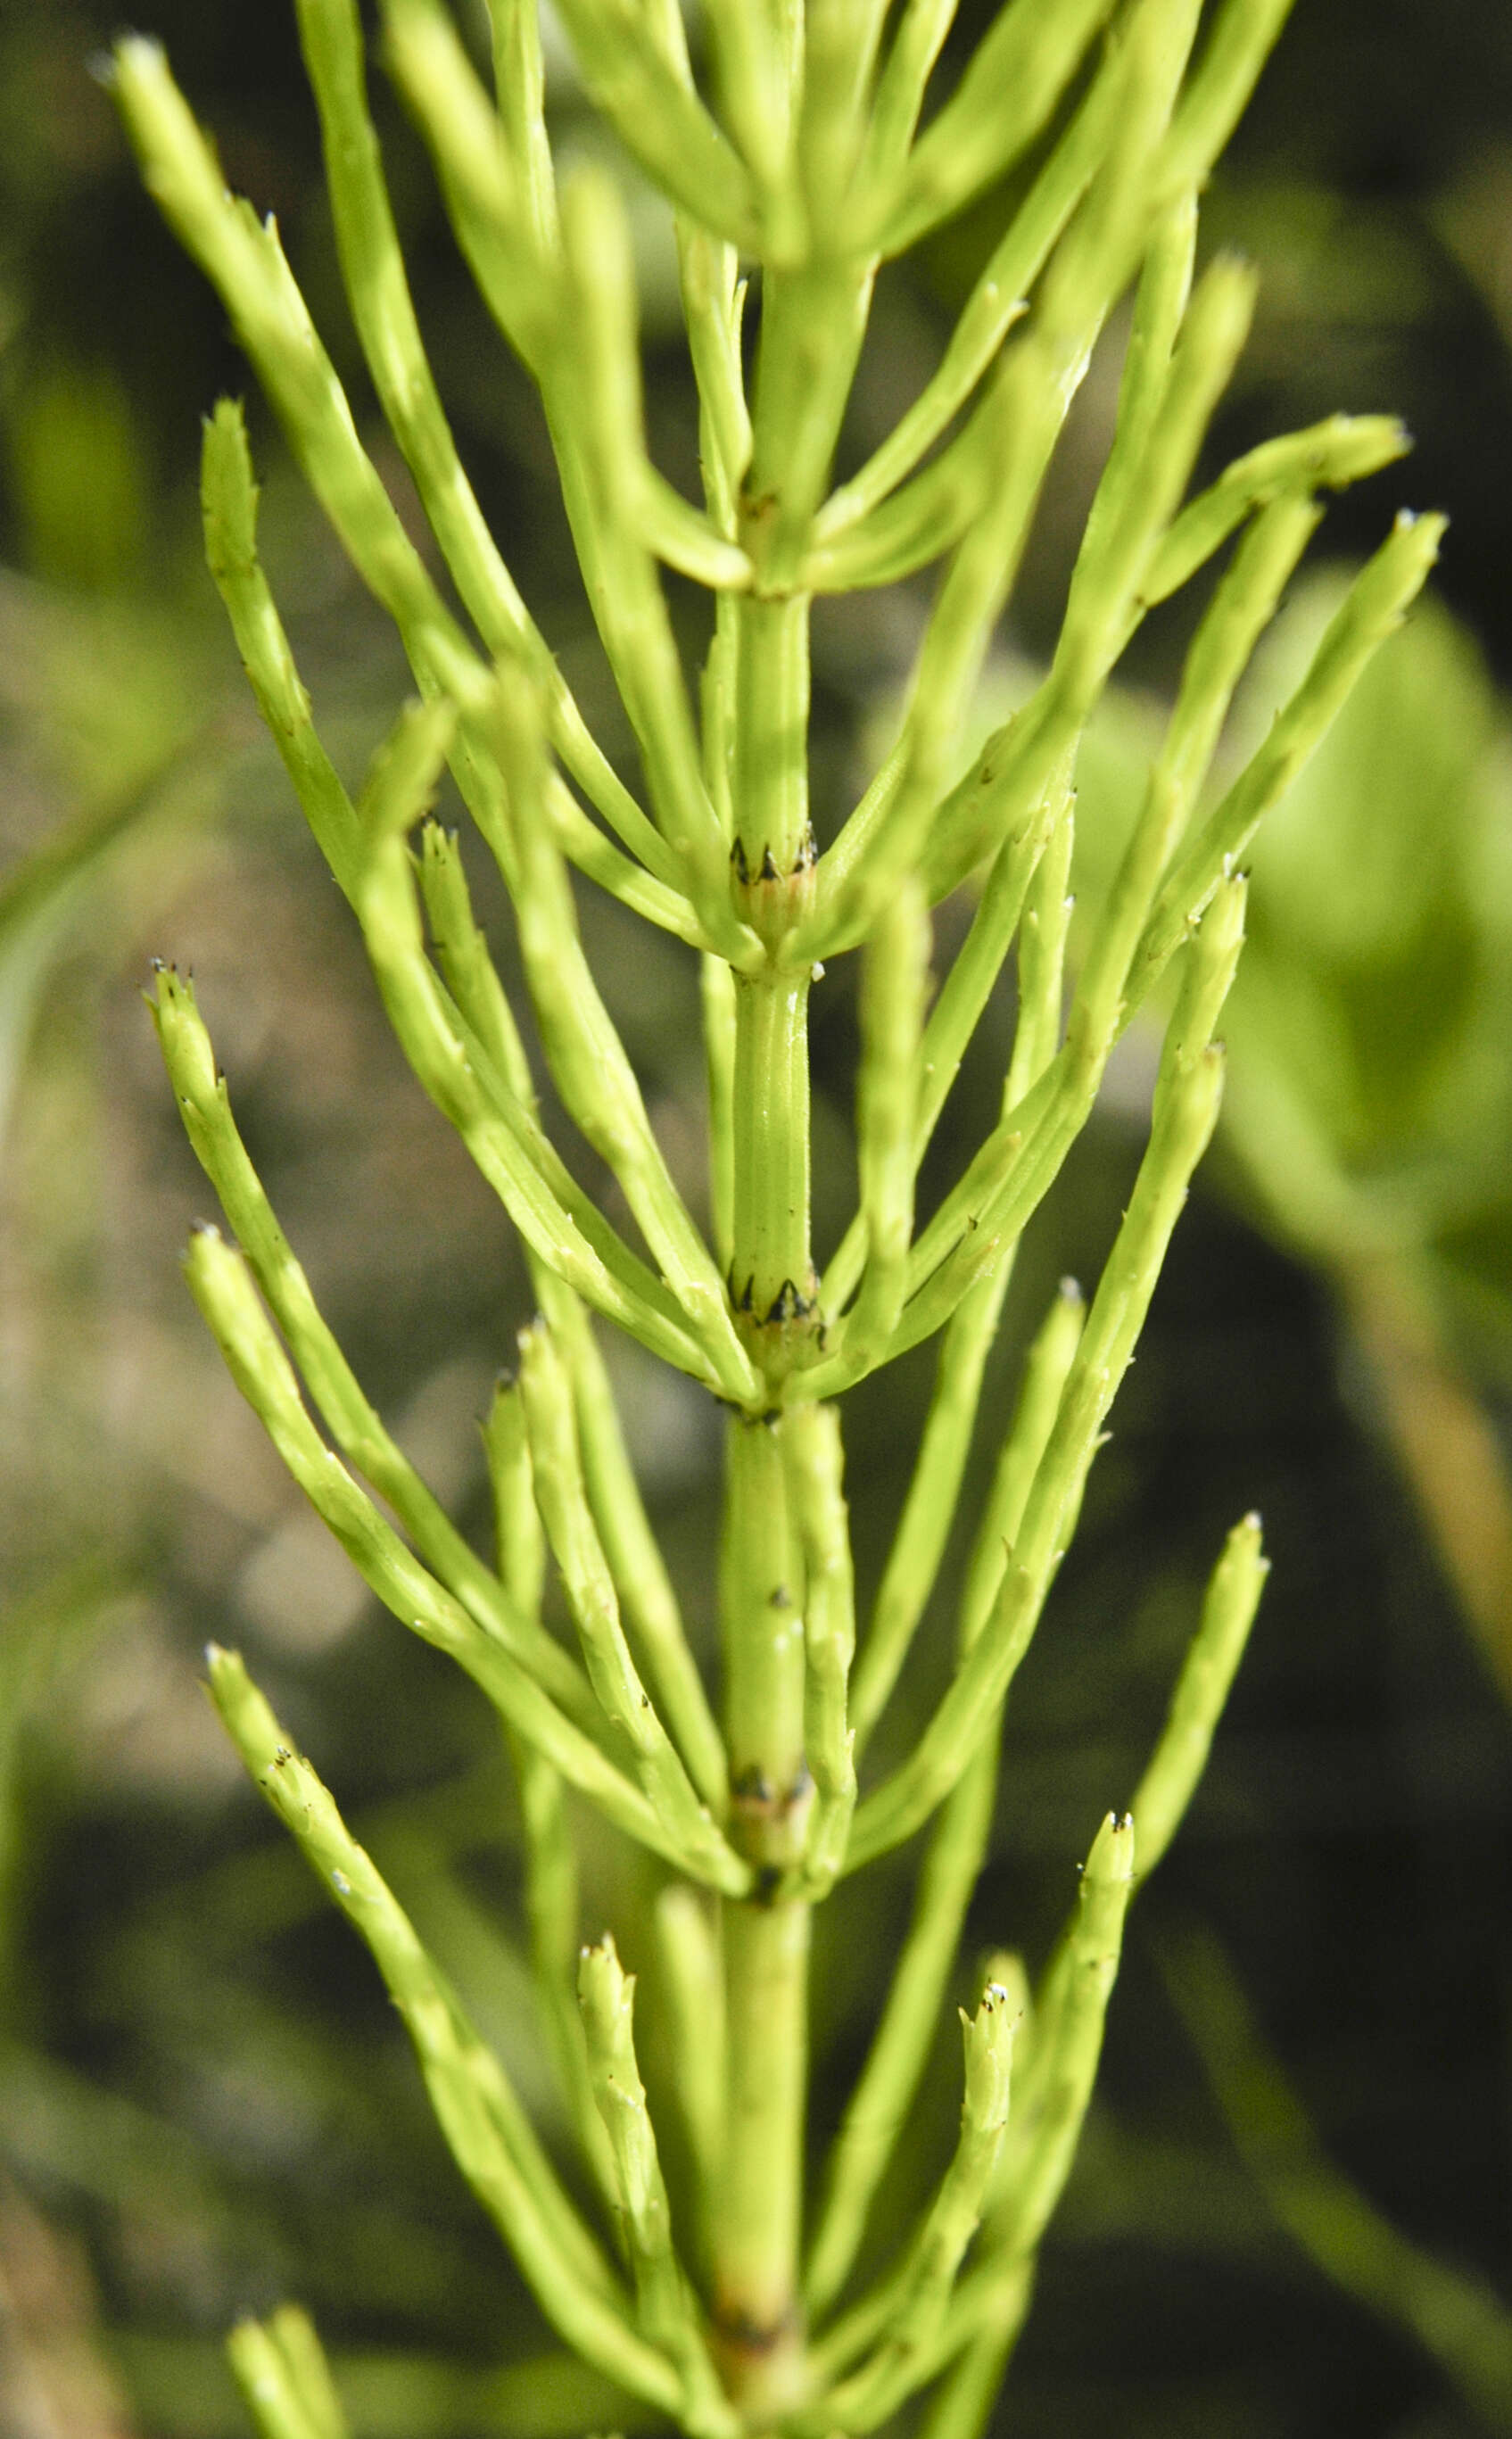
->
[718,1894,812,2410]
[490,1366,706,2224]
[552,0,761,249]
[511,1728,622,2212]
[678,227,749,532]
[804,1756,998,2325]
[228,2306,349,2439]
[786,1401,857,1896]
[814,16,1127,542]
[444,1359,599,2181]
[207,1648,686,2412]
[717,544,825,2398]
[730,969,814,1347]
[544,1281,731,1815]
[554,169,739,903]
[485,0,557,253]
[870,0,1114,253]
[716,1409,813,2407]
[183,1222,746,1890]
[920,418,1404,908]
[703,950,739,1273]
[383,0,757,764]
[425,829,729,1807]
[996,1509,1268,2230]
[888,837,1227,1375]
[811,1988,1015,2432]
[1130,1514,1269,1870]
[891,1815,1134,2420]
[290,0,653,870]
[489,672,754,1396]
[578,1939,738,2436]
[656,1882,727,2261]
[845,877,930,1368]
[804,0,1217,928]
[112,2,1444,2425]
[743,271,874,588]
[971,1522,1268,2263]
[817,1788,1128,2416]
[841,1280,1009,1748]
[1132,509,1448,1000]
[913,2292,1030,2439]
[483,1374,545,1615]
[151,963,599,1731]
[806,1275,1084,2319]
[913,779,1072,1156]
[846,887,1242,1871]
[363,764,740,1394]
[982,1812,1136,2267]
[955,1280,1086,1651]
[894,489,1353,1326]
[196,402,723,1388]
[842,816,1077,1748]
[720,542,824,2373]
[516,1318,747,1891]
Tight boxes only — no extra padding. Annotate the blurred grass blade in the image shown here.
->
[1161,1921,1512,2431]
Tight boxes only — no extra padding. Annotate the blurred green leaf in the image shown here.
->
[1222,575,1512,1239]
[4,357,149,591]
[1062,572,1512,1693]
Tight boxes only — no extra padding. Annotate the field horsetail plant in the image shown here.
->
[106,0,1437,2429]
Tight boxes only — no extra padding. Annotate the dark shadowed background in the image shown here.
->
[1,4,1510,2435]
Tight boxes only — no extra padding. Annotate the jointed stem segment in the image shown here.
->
[117,0,1437,2427]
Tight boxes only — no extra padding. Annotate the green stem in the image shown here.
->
[726,560,819,1377]
[733,594,813,882]
[721,1417,808,1840]
[716,1896,812,2413]
[715,1411,813,2410]
[711,131,840,2408]
[731,971,815,1356]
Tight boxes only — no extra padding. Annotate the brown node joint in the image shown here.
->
[737,480,779,533]
[731,1759,812,1809]
[729,1268,826,1391]
[730,826,820,948]
[731,1760,814,1880]
[713,2300,801,2357]
[730,827,818,889]
[726,1263,823,1330]
[764,1277,813,1327]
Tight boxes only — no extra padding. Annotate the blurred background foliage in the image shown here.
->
[1,2,1511,2435]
